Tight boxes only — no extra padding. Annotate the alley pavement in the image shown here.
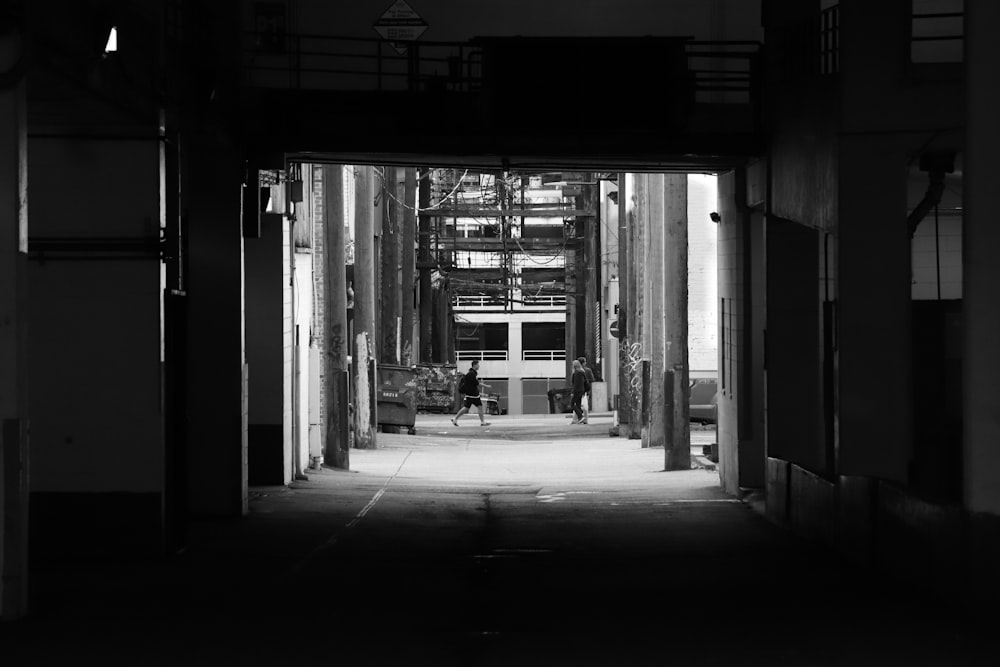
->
[3,412,997,666]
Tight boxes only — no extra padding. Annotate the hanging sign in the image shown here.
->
[372,0,428,54]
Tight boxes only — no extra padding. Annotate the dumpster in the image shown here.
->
[377,364,418,434]
[547,387,574,414]
[413,363,459,413]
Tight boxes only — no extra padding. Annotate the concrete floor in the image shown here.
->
[3,413,996,665]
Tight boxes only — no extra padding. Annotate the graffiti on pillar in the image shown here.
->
[354,332,373,447]
[330,322,346,362]
[594,301,602,372]
[620,337,644,432]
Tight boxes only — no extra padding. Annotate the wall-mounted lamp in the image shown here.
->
[103,26,118,54]
[607,191,619,204]
[709,212,721,223]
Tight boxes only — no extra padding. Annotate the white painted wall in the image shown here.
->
[27,139,162,492]
[688,174,719,378]
[295,251,314,474]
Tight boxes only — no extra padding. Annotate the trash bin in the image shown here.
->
[377,364,418,434]
[547,387,574,414]
[413,363,459,413]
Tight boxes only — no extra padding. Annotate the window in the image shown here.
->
[522,323,565,360]
[911,0,964,64]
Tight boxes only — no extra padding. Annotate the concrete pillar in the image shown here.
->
[401,168,416,366]
[245,192,289,486]
[716,169,766,493]
[353,166,377,449]
[565,219,579,383]
[663,174,691,470]
[625,173,642,438]
[418,170,433,363]
[837,140,910,482]
[617,173,629,423]
[323,166,350,469]
[380,167,400,365]
[508,320,524,415]
[182,134,247,516]
[644,174,666,449]
[765,217,824,471]
[582,177,600,378]
[0,56,28,620]
[964,0,1000,514]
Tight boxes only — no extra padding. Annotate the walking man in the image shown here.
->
[452,360,492,427]
[570,359,588,424]
[578,356,595,422]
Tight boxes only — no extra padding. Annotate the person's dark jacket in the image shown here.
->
[572,369,587,393]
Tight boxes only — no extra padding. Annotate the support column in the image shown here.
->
[837,141,910,481]
[766,217,824,471]
[565,205,579,382]
[380,167,400,365]
[245,178,288,486]
[182,135,247,516]
[644,174,666,449]
[664,174,690,470]
[353,166,377,449]
[401,167,416,366]
[617,173,629,425]
[418,169,433,363]
[635,174,649,441]
[964,0,1000,514]
[0,59,28,620]
[625,173,642,438]
[582,176,600,377]
[323,165,350,469]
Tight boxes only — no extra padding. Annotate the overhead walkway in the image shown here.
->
[239,33,765,170]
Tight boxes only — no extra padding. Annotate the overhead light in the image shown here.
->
[104,26,117,54]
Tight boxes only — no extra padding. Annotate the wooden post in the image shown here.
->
[418,169,433,363]
[583,175,600,380]
[664,174,691,470]
[565,217,578,384]
[632,173,648,440]
[401,167,416,366]
[353,165,377,449]
[617,172,630,425]
[380,167,400,365]
[645,173,666,449]
[322,165,350,469]
[625,173,642,438]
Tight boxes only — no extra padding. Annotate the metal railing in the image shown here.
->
[522,350,567,361]
[456,350,508,361]
[453,294,505,308]
[521,294,567,307]
[243,32,482,92]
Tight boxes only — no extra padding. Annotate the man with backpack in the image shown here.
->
[452,360,492,427]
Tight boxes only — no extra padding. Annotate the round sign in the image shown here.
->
[609,320,620,338]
